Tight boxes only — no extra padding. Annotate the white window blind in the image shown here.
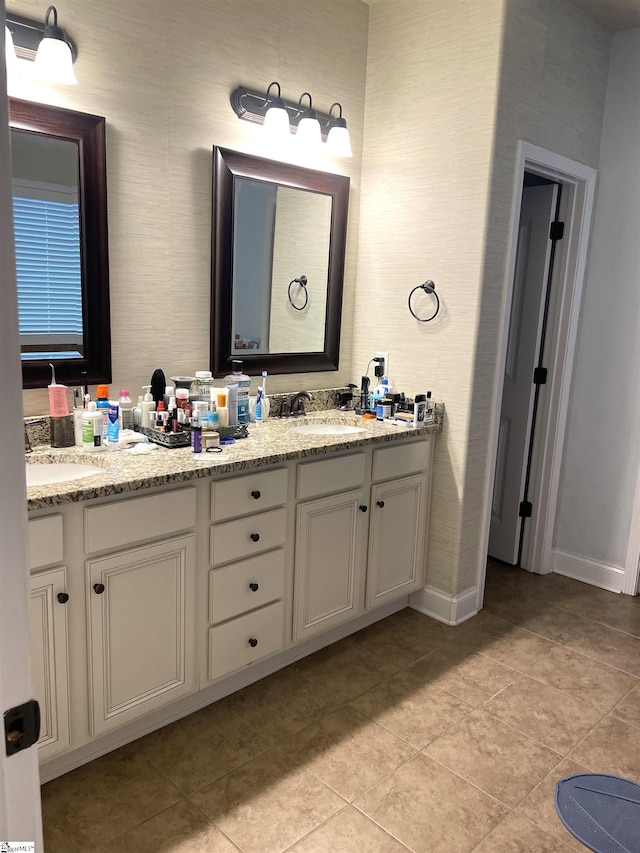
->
[12,186,83,360]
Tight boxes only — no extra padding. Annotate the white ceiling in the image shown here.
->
[570,0,640,31]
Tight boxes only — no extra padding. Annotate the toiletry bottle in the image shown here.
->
[216,390,229,428]
[413,394,426,427]
[224,360,250,423]
[176,388,189,409]
[192,371,215,402]
[73,387,84,446]
[82,402,105,451]
[226,382,238,426]
[163,385,175,411]
[140,385,156,427]
[133,395,143,427]
[118,389,135,431]
[107,399,120,446]
[96,384,110,443]
[191,412,202,453]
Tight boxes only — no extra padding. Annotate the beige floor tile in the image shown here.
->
[289,805,410,852]
[425,708,561,807]
[220,665,339,742]
[496,598,588,644]
[570,716,640,781]
[564,620,640,676]
[458,614,562,675]
[134,699,271,794]
[42,822,88,853]
[41,743,183,849]
[351,668,473,747]
[472,811,574,852]
[349,607,449,667]
[355,752,509,853]
[189,747,345,853]
[517,757,591,852]
[295,634,400,702]
[554,586,640,637]
[527,644,638,712]
[408,644,518,706]
[93,800,239,852]
[482,676,604,754]
[279,704,416,801]
[612,682,640,729]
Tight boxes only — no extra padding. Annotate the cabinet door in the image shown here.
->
[366,474,428,609]
[29,567,70,760]
[87,534,195,736]
[294,489,367,642]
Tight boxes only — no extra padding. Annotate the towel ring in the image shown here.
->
[408,280,440,322]
[288,275,309,311]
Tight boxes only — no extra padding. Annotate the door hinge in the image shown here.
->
[4,699,40,756]
[519,501,532,518]
[533,366,548,385]
[549,220,565,241]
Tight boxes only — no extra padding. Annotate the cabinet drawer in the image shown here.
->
[211,507,287,566]
[209,600,284,681]
[29,515,63,569]
[212,468,287,521]
[209,549,285,625]
[84,487,196,553]
[372,439,431,482]
[297,452,366,500]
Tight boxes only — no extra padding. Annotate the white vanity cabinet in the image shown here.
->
[84,488,197,736]
[208,468,288,682]
[28,516,71,760]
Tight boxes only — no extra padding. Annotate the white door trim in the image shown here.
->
[623,475,640,595]
[0,4,44,841]
[477,141,598,611]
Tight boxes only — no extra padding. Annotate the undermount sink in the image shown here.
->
[289,422,367,436]
[25,461,103,487]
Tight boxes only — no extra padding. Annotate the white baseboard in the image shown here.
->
[552,548,624,593]
[409,585,478,625]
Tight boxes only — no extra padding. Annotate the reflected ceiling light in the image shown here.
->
[262,81,290,141]
[4,25,19,85]
[326,102,352,158]
[230,83,352,157]
[5,6,78,85]
[295,92,322,150]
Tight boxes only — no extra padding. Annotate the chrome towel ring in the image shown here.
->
[288,275,309,311]
[408,279,440,322]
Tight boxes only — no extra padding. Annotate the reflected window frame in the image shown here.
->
[9,98,111,389]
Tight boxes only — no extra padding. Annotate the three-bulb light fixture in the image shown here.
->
[230,82,352,157]
[5,5,78,86]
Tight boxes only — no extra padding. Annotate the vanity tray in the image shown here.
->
[133,426,191,448]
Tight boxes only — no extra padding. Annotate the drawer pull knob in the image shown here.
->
[359,505,368,513]
[377,500,385,509]
[249,582,259,592]
[248,637,258,648]
[250,533,260,542]
[93,583,105,595]
[251,490,261,500]
[57,592,69,604]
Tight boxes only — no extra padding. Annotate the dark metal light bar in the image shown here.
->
[6,9,77,62]
[230,84,335,141]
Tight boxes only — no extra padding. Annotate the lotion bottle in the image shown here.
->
[140,385,156,427]
[82,402,104,451]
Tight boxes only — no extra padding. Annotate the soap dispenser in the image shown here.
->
[140,385,156,428]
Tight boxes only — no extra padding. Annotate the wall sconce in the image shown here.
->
[230,82,352,157]
[5,6,78,85]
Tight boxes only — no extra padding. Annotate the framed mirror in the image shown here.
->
[9,98,110,389]
[211,146,349,376]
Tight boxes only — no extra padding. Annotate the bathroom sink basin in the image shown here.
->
[25,461,103,487]
[290,422,367,436]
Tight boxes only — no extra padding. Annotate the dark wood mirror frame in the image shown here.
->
[211,146,349,377]
[9,98,111,389]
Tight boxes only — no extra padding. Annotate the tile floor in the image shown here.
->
[41,562,640,852]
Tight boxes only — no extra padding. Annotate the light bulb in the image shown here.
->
[327,124,353,158]
[33,35,77,84]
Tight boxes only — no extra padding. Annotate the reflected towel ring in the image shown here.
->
[408,280,440,322]
[288,275,309,311]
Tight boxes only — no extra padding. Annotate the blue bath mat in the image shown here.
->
[555,773,640,852]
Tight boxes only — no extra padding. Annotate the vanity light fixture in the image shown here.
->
[230,82,352,157]
[5,6,78,85]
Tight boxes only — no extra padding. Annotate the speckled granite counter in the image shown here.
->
[26,405,443,510]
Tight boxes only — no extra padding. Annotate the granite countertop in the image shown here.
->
[26,405,443,510]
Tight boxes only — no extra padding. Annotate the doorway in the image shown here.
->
[478,142,598,611]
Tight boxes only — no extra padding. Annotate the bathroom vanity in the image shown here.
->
[25,410,441,781]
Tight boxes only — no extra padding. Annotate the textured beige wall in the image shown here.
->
[10,0,368,415]
[355,0,610,596]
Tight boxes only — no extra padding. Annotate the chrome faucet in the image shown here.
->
[289,391,313,416]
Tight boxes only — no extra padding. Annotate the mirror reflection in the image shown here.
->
[11,130,83,362]
[232,179,332,355]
